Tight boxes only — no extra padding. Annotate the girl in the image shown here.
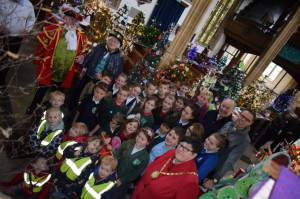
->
[186,122,205,142]
[197,133,228,184]
[134,96,158,128]
[112,128,154,199]
[175,103,200,130]
[118,118,140,142]
[152,95,176,129]
[149,126,184,163]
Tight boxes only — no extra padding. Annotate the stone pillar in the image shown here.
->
[244,5,300,86]
[160,0,212,66]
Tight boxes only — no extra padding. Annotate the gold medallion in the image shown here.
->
[151,171,160,179]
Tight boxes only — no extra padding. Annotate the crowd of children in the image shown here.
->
[0,72,237,199]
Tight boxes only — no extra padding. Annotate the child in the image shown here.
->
[29,108,64,157]
[186,123,205,141]
[33,90,67,123]
[191,88,212,123]
[102,86,129,125]
[96,112,126,137]
[151,120,174,147]
[140,81,157,100]
[174,103,200,130]
[54,137,103,198]
[111,73,127,97]
[56,122,89,160]
[174,96,186,112]
[176,81,189,97]
[73,82,108,134]
[125,83,142,115]
[117,118,140,142]
[197,133,228,184]
[79,72,113,101]
[168,82,177,97]
[132,96,158,128]
[152,95,175,129]
[0,157,52,199]
[112,128,154,199]
[155,79,170,103]
[149,126,184,163]
[80,155,118,199]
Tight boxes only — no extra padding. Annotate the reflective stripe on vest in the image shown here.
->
[60,157,92,181]
[56,141,77,159]
[37,120,47,139]
[81,173,115,199]
[40,129,63,146]
[23,172,52,193]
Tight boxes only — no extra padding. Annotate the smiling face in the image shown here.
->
[146,84,156,96]
[158,84,169,97]
[179,85,189,95]
[175,142,197,163]
[162,96,175,112]
[46,111,62,127]
[235,110,254,129]
[204,134,220,152]
[180,106,194,122]
[93,87,106,101]
[49,95,64,108]
[107,36,121,51]
[87,139,102,154]
[219,99,235,118]
[115,76,127,89]
[165,130,180,148]
[68,127,81,137]
[116,90,129,104]
[144,99,156,113]
[126,121,139,134]
[175,98,185,111]
[135,131,149,149]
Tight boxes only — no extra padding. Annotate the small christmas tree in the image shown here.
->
[138,21,160,47]
[237,80,274,113]
[212,64,245,100]
[127,12,145,42]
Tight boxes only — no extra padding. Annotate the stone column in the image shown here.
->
[244,5,300,86]
[160,0,212,66]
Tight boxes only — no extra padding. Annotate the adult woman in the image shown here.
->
[131,136,201,199]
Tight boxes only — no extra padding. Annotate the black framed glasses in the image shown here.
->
[178,143,193,153]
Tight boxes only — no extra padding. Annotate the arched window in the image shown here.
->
[198,0,236,46]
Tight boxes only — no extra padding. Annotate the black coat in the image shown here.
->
[83,44,124,78]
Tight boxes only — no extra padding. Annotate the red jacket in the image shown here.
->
[131,150,199,199]
[0,166,52,199]
[34,24,89,88]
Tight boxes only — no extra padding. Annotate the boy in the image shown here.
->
[126,83,142,115]
[155,79,170,105]
[140,81,157,100]
[96,112,125,137]
[56,122,89,160]
[151,120,174,148]
[176,81,189,97]
[0,157,52,199]
[33,90,67,123]
[29,108,64,157]
[81,156,118,199]
[110,73,127,98]
[102,86,129,126]
[73,82,108,134]
[152,95,175,129]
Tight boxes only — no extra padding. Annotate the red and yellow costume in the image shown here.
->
[34,24,89,88]
[131,150,199,199]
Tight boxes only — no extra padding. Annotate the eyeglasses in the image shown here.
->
[177,143,193,153]
[239,114,252,123]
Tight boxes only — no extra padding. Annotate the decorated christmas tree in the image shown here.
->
[127,12,145,42]
[237,80,274,113]
[88,5,112,43]
[212,63,245,100]
[216,56,227,72]
[156,61,192,83]
[138,21,161,47]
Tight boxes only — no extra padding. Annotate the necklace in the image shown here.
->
[151,158,198,179]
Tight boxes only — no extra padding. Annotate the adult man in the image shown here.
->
[202,98,235,137]
[206,110,254,185]
[0,0,36,91]
[69,31,124,109]
[26,5,88,114]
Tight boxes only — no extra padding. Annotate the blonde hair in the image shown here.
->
[101,155,118,171]
[199,88,213,102]
[49,90,65,101]
[46,108,63,121]
[71,122,88,135]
